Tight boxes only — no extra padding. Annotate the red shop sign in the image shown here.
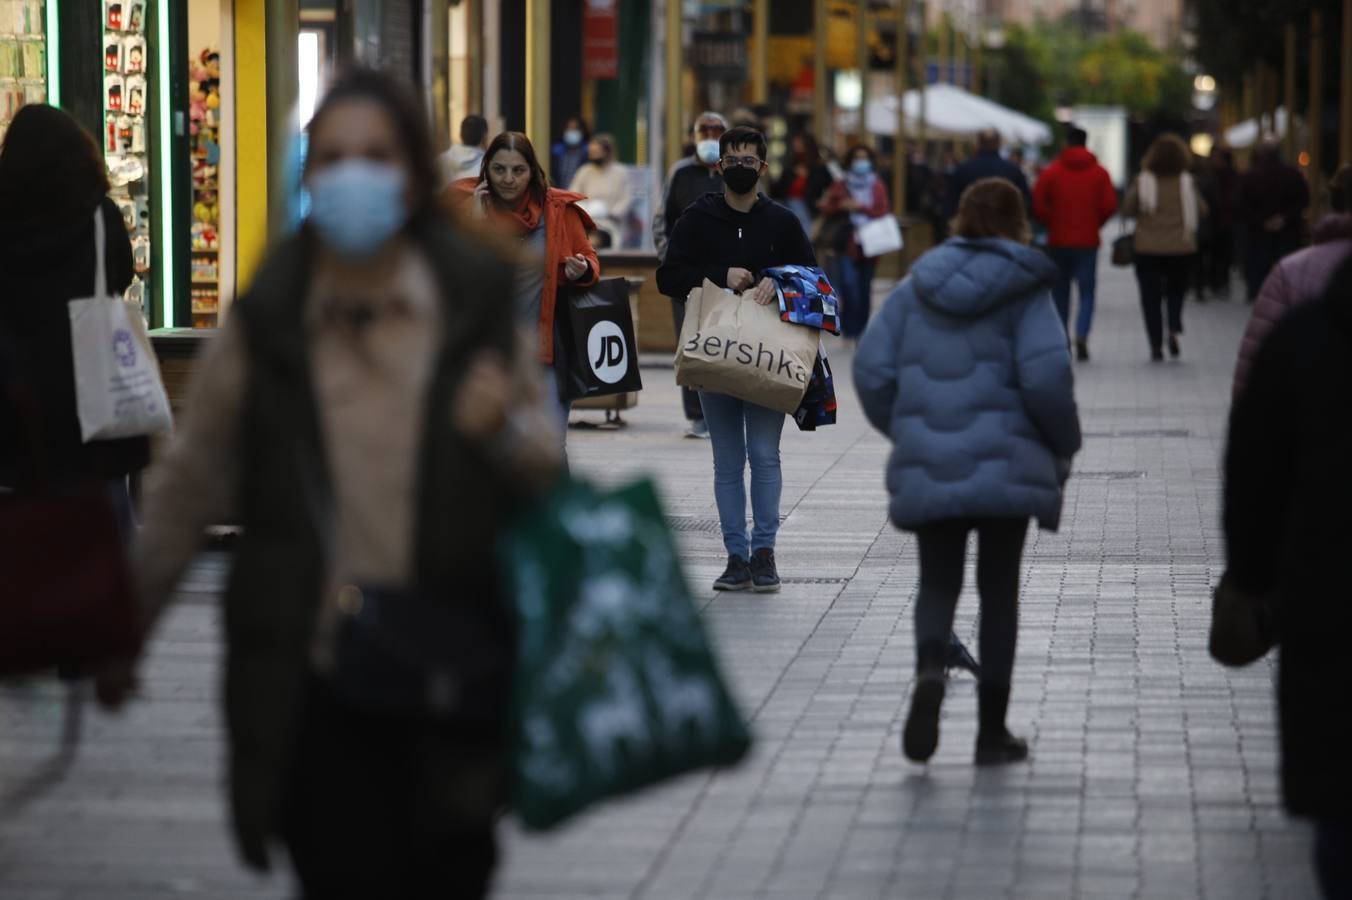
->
[583,0,619,80]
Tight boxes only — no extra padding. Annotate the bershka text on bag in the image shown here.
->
[681,331,811,386]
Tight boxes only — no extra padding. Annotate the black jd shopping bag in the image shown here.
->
[556,278,643,401]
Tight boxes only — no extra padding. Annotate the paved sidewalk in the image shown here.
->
[0,259,1318,899]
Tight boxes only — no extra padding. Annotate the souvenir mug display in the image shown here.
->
[103,0,151,317]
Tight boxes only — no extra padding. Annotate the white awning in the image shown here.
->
[1223,107,1289,149]
[865,83,1053,146]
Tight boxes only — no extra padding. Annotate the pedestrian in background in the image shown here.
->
[96,68,561,898]
[1122,134,1207,361]
[449,131,600,441]
[438,113,489,188]
[1033,125,1118,361]
[655,111,728,438]
[1238,138,1309,300]
[945,128,1032,218]
[1205,147,1240,297]
[1221,255,1352,900]
[569,134,634,249]
[550,116,590,191]
[819,145,891,340]
[854,178,1082,767]
[0,104,147,538]
[656,126,817,593]
[770,132,833,236]
[1232,164,1352,398]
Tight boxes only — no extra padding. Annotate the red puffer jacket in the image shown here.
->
[1033,147,1118,248]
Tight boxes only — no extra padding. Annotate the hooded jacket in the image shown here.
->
[0,196,149,485]
[655,192,817,301]
[1232,214,1352,398]
[1033,147,1119,248]
[1223,257,1352,820]
[853,238,1082,531]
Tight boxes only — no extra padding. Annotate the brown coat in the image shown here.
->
[1122,175,1208,256]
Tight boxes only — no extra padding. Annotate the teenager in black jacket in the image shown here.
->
[656,127,815,593]
[1222,255,1352,898]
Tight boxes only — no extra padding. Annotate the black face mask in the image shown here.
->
[723,166,760,195]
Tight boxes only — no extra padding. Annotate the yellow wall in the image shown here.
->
[234,0,268,289]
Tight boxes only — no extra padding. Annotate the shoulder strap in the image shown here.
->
[92,205,109,300]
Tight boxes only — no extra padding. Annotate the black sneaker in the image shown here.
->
[1168,334,1181,358]
[903,673,946,763]
[750,548,781,593]
[1075,339,1089,362]
[713,555,752,592]
[974,728,1030,766]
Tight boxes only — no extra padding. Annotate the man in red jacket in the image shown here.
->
[1033,126,1119,361]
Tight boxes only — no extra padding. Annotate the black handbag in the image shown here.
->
[331,584,513,721]
[1110,229,1135,267]
[554,278,643,402]
[1208,575,1276,667]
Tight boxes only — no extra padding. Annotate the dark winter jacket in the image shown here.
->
[0,196,149,486]
[654,157,725,258]
[655,192,817,302]
[1033,147,1118,248]
[944,149,1032,218]
[853,238,1082,531]
[1222,256,1352,820]
[770,161,833,218]
[1232,214,1352,398]
[1237,157,1309,247]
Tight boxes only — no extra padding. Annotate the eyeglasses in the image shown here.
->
[721,155,762,169]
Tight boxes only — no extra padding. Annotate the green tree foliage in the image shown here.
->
[985,21,1193,126]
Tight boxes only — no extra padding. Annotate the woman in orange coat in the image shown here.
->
[447,131,599,437]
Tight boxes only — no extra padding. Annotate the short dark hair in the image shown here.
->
[306,67,438,219]
[720,126,767,162]
[1066,126,1088,147]
[847,144,877,165]
[0,104,110,229]
[953,177,1030,244]
[460,114,488,146]
[482,131,550,204]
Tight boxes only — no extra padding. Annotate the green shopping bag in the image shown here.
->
[501,477,752,830]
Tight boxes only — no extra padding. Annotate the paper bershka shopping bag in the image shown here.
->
[674,279,818,414]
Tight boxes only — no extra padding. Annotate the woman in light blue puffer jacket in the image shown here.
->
[854,178,1082,767]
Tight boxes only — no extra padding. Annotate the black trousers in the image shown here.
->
[281,681,500,900]
[1133,253,1191,352]
[914,517,1028,686]
[670,298,704,422]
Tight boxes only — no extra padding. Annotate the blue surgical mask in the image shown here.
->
[307,159,408,258]
[563,128,584,147]
[851,159,874,176]
[696,140,721,165]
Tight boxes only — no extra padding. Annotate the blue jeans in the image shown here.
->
[837,253,877,339]
[1048,247,1098,340]
[698,391,785,559]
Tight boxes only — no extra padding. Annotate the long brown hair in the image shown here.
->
[1142,133,1191,177]
[953,178,1031,244]
[0,104,109,228]
[480,132,550,205]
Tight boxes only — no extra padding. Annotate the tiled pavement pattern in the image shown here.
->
[0,256,1318,899]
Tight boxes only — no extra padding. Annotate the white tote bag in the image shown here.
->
[856,215,905,258]
[68,210,173,442]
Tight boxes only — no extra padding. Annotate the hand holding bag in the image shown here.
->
[68,210,173,442]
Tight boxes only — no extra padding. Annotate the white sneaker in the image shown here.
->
[686,419,710,439]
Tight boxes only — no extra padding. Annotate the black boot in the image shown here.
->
[903,641,947,763]
[974,683,1029,765]
[945,634,981,679]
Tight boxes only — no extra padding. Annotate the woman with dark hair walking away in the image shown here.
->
[1123,134,1208,361]
[854,178,1081,766]
[96,69,561,898]
[446,131,600,440]
[820,145,892,339]
[0,104,146,535]
[770,131,833,235]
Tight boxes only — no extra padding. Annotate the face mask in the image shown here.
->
[696,139,721,165]
[723,165,761,195]
[851,159,874,176]
[307,159,408,258]
[563,129,583,147]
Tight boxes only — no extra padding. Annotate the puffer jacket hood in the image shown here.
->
[910,238,1060,319]
[1059,146,1099,170]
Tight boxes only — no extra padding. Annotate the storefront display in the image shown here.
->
[0,0,49,145]
[189,46,220,326]
[104,0,152,318]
